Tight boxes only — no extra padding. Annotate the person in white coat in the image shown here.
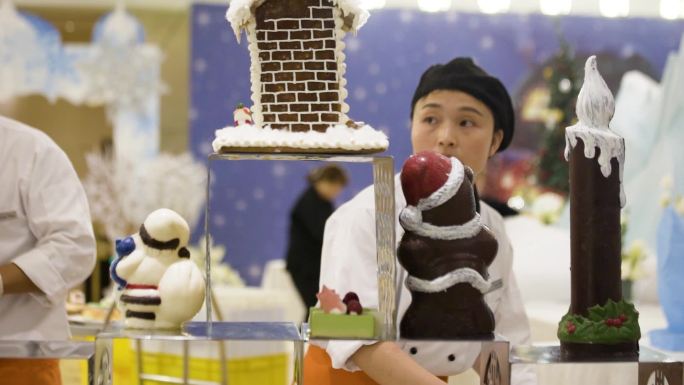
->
[303,58,534,385]
[0,115,96,385]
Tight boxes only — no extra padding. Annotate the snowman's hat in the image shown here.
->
[139,208,191,258]
[399,152,481,240]
[401,151,471,210]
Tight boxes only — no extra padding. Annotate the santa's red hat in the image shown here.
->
[401,151,464,210]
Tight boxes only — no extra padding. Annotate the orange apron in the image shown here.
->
[304,345,447,385]
[0,359,61,385]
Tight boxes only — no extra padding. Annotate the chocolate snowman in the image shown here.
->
[398,151,497,339]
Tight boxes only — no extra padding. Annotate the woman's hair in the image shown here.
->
[307,164,349,186]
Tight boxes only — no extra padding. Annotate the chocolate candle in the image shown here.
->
[560,56,638,359]
[565,56,626,316]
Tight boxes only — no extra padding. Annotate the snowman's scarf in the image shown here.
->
[406,267,491,293]
[400,209,482,240]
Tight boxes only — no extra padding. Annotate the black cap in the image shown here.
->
[411,57,515,152]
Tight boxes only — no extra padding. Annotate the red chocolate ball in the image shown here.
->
[342,292,360,305]
[346,300,363,315]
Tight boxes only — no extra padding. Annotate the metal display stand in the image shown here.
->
[94,151,397,385]
[94,322,304,385]
[203,152,398,341]
[512,345,684,385]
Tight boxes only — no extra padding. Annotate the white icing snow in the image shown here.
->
[406,267,492,293]
[212,123,388,152]
[565,56,626,207]
[226,0,369,41]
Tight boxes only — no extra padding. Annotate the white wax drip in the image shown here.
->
[565,56,626,207]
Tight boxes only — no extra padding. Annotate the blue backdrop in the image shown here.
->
[190,4,684,285]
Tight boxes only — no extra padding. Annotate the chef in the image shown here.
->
[303,58,535,385]
[0,115,96,385]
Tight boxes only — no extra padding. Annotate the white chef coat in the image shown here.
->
[0,115,96,340]
[316,174,535,384]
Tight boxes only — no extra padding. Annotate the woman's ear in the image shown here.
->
[489,129,504,157]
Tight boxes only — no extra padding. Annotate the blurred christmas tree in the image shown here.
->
[536,33,581,195]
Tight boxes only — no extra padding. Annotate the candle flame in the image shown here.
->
[576,56,615,129]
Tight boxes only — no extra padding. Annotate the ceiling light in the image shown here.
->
[599,0,630,17]
[477,0,511,14]
[540,0,572,15]
[417,0,452,12]
[660,0,682,19]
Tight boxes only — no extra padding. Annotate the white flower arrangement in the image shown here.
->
[621,239,649,281]
[83,151,207,243]
[660,174,684,216]
[188,238,245,287]
[619,212,650,282]
[530,191,566,225]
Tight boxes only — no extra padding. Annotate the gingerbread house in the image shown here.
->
[226,0,368,132]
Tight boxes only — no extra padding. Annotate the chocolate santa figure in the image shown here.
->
[398,151,498,339]
[110,208,206,329]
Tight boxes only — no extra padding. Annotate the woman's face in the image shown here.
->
[411,90,503,175]
[315,180,345,202]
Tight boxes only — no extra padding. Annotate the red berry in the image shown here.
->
[343,292,360,305]
[619,314,627,322]
[346,300,363,315]
[605,319,614,326]
[566,323,576,334]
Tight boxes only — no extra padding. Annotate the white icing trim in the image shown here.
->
[333,7,350,119]
[399,211,482,240]
[212,123,388,151]
[565,56,626,207]
[406,267,491,293]
[416,157,464,211]
[246,21,264,127]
